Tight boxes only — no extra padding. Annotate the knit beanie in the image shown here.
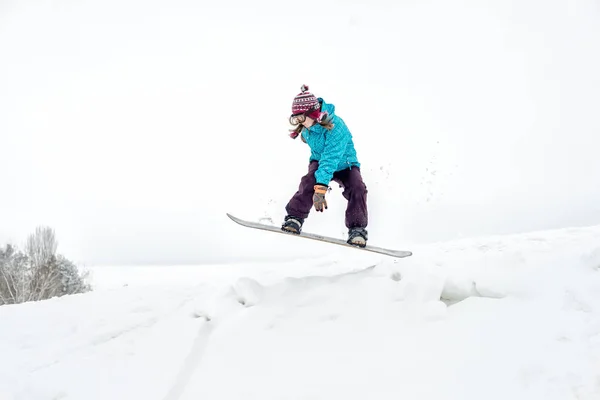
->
[291,84,320,117]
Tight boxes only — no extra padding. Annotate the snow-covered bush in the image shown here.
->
[0,227,91,305]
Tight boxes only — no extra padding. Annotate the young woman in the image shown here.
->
[281,85,369,247]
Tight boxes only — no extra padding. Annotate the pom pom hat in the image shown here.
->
[291,84,321,120]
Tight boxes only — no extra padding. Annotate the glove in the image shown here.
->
[312,184,328,212]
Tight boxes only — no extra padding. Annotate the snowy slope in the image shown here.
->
[2,225,600,400]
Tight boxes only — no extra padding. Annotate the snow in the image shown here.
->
[2,0,600,398]
[2,225,600,399]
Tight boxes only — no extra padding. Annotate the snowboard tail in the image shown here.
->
[226,213,412,259]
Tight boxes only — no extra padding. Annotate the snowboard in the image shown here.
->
[226,213,412,259]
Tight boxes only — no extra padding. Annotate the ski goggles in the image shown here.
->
[289,113,307,125]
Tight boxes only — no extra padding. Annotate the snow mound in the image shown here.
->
[2,225,600,399]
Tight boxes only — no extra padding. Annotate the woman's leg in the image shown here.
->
[285,161,319,220]
[332,167,368,229]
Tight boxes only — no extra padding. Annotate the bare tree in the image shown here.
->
[0,226,91,306]
[0,244,30,305]
[25,226,60,301]
[26,226,57,270]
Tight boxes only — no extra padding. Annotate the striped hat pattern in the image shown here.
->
[291,84,320,116]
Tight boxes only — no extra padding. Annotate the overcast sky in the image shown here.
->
[2,0,600,266]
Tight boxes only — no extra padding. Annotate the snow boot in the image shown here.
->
[347,227,368,247]
[281,215,304,234]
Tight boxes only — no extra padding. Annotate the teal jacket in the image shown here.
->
[301,98,360,185]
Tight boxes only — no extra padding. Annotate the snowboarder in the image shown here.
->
[281,84,369,247]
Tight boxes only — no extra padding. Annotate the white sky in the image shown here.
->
[1,0,600,266]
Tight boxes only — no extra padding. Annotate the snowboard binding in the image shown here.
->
[281,215,304,234]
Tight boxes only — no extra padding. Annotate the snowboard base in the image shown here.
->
[226,213,412,259]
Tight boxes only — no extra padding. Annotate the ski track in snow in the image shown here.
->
[2,226,600,399]
[162,319,214,400]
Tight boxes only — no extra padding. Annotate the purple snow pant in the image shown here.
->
[285,161,368,229]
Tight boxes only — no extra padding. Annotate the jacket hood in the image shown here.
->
[318,98,336,123]
[319,98,335,115]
